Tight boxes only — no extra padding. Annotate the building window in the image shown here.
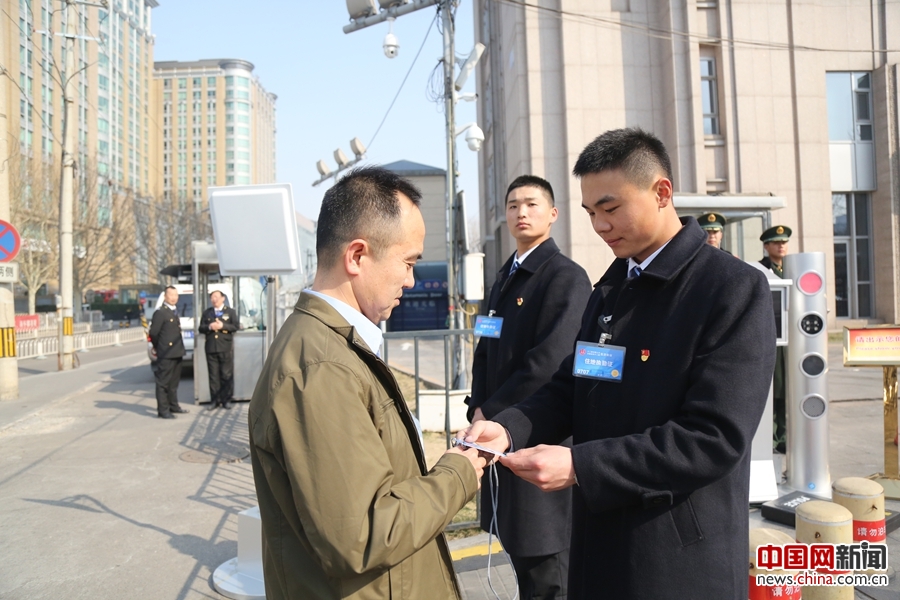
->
[700,57,719,136]
[832,192,873,318]
[826,72,875,191]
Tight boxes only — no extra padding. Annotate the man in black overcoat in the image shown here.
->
[463,128,776,599]
[199,290,239,410]
[149,286,189,419]
[466,175,591,598]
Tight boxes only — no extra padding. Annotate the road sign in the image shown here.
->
[0,220,21,263]
[0,262,18,283]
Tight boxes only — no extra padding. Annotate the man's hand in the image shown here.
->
[458,420,510,457]
[210,319,222,331]
[471,407,486,423]
[445,446,487,488]
[499,445,576,492]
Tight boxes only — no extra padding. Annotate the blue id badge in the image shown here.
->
[573,341,626,382]
[474,315,503,338]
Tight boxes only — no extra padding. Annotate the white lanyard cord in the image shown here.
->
[486,462,519,600]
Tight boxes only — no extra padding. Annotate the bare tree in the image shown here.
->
[70,158,142,304]
[8,143,60,314]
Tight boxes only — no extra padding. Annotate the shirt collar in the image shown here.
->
[303,290,384,357]
[628,239,672,274]
[513,243,541,268]
[165,303,178,312]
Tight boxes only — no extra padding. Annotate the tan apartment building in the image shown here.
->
[474,0,900,328]
[2,0,158,302]
[151,59,277,204]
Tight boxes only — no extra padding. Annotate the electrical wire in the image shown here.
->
[367,9,440,151]
[493,0,900,54]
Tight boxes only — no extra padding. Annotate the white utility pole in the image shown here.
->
[0,27,19,398]
[57,0,78,370]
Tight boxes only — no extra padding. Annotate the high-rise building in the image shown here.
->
[3,0,156,196]
[2,0,158,298]
[151,59,277,207]
[475,0,900,328]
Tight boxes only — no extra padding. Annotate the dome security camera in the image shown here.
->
[383,32,399,58]
[465,124,485,152]
[383,17,399,59]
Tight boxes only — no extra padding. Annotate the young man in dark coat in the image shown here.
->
[466,175,591,598]
[198,290,239,410]
[463,128,776,599]
[148,286,189,419]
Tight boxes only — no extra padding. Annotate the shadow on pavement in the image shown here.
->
[93,399,156,417]
[22,495,237,573]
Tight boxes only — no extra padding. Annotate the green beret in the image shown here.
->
[760,225,792,243]
[698,213,726,231]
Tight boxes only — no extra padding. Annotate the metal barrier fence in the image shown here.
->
[16,328,146,360]
[382,328,479,531]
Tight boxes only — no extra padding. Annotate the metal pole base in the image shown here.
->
[212,558,265,600]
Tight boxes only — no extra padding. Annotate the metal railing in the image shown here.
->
[16,328,147,360]
[382,328,479,531]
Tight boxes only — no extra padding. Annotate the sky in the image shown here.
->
[152,1,481,222]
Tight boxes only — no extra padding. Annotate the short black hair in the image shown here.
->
[316,166,422,268]
[209,290,224,298]
[164,286,177,293]
[573,128,673,187]
[506,175,555,207]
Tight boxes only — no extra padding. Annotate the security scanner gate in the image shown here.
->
[191,241,267,403]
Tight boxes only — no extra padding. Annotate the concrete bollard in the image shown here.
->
[796,500,854,599]
[77,337,89,353]
[35,340,47,360]
[832,477,887,574]
[749,528,800,600]
[113,331,123,347]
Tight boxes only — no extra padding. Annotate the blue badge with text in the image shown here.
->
[573,341,625,382]
[474,315,503,338]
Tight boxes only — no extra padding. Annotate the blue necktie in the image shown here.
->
[629,266,642,279]
[509,259,520,277]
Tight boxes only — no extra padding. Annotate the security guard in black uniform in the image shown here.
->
[760,225,792,452]
[149,286,189,419]
[198,290,239,410]
[698,212,729,251]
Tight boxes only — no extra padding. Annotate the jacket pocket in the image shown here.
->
[669,496,703,547]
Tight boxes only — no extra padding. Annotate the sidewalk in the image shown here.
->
[0,341,896,599]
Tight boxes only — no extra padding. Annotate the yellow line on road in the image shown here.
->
[450,541,504,561]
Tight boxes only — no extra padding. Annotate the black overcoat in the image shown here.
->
[467,238,591,556]
[494,218,776,599]
[149,304,185,360]
[198,306,239,354]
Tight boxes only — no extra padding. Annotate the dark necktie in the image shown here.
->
[509,259,520,277]
[629,266,642,279]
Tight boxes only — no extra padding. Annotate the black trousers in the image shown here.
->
[508,548,569,600]
[206,350,234,405]
[154,358,182,416]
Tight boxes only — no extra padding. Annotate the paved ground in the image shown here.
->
[0,340,896,599]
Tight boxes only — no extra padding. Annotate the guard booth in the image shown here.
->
[674,194,786,260]
[191,241,267,404]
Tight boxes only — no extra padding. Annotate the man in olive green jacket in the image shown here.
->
[249,167,486,600]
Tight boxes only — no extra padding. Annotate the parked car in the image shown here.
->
[144,284,232,365]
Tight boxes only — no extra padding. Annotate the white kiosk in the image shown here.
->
[207,183,300,600]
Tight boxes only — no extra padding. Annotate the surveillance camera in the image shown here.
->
[383,32,399,58]
[465,125,485,152]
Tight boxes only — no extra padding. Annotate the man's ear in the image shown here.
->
[655,177,674,209]
[343,239,368,276]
